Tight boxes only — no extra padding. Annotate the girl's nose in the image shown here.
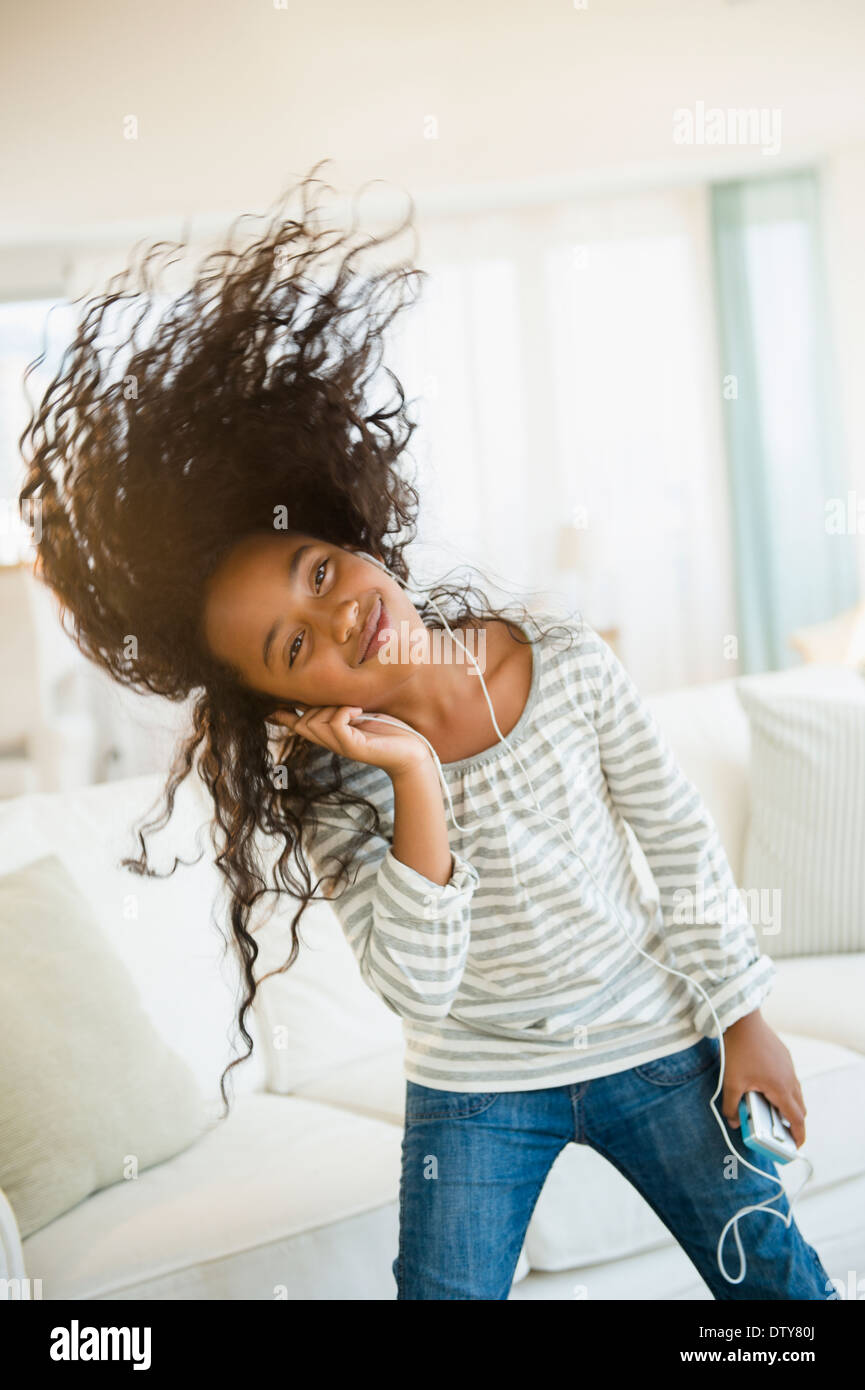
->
[329,596,361,646]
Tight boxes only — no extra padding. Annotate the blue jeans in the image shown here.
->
[393,1035,833,1300]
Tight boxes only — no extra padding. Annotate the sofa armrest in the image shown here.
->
[0,1186,27,1291]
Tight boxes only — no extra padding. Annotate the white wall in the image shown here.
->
[3,0,865,246]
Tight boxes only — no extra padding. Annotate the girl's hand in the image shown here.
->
[268,704,431,779]
[721,1010,807,1148]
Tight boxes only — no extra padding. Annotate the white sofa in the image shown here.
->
[2,662,864,1301]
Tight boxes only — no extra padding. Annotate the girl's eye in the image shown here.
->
[289,559,328,666]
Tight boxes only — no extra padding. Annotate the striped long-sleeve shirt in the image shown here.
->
[301,618,777,1092]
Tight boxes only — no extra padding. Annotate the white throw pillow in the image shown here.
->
[0,855,210,1238]
[736,669,865,959]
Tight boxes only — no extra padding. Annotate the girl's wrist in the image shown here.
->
[389,753,437,786]
[724,1008,763,1037]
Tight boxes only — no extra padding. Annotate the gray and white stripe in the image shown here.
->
[304,621,777,1092]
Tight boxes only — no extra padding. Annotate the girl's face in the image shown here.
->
[201,531,426,714]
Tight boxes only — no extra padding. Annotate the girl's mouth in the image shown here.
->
[360,598,390,662]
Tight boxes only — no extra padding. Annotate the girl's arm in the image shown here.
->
[284,709,478,1022]
[304,787,478,1023]
[584,627,808,1142]
[391,760,454,886]
[584,625,777,1039]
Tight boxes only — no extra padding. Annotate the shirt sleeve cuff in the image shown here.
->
[380,847,479,918]
[693,953,778,1037]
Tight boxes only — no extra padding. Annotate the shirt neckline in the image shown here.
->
[438,623,542,774]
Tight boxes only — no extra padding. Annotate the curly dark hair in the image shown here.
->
[17,160,578,1117]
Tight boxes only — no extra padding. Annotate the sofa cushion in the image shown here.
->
[645,678,752,883]
[760,954,865,1054]
[19,1091,404,1299]
[0,772,269,1109]
[253,894,404,1094]
[0,855,209,1239]
[645,661,864,890]
[736,668,865,958]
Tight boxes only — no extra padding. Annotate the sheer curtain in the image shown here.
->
[388,186,738,691]
[710,170,860,672]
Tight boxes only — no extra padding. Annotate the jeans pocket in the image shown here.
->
[633,1036,719,1087]
[404,1080,501,1122]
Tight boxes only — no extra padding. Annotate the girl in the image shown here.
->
[18,164,830,1301]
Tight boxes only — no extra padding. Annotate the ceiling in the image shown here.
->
[2,0,865,248]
